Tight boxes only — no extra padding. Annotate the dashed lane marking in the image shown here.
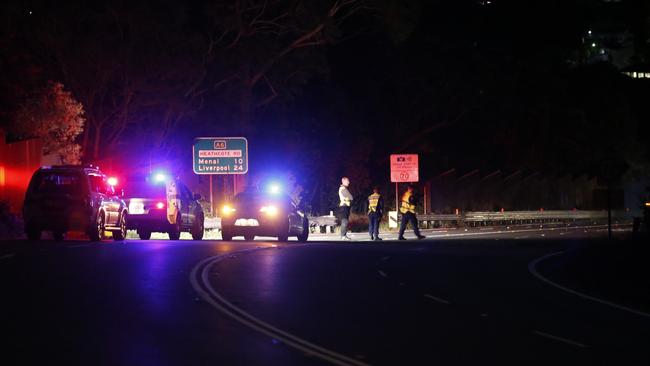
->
[424,294,451,305]
[533,330,587,348]
[0,254,16,260]
[529,251,650,319]
[377,270,388,278]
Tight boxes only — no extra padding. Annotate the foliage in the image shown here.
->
[11,82,85,164]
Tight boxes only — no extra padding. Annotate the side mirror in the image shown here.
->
[193,193,201,200]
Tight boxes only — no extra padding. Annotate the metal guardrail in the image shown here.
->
[417,210,619,227]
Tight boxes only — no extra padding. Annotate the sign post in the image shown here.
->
[193,137,249,216]
[390,154,419,216]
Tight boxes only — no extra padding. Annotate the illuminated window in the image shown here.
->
[632,72,637,78]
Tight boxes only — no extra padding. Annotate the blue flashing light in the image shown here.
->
[153,172,168,183]
[268,183,281,195]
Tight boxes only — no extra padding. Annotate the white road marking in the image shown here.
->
[533,330,587,348]
[379,256,390,262]
[0,254,16,260]
[377,270,388,278]
[190,247,370,366]
[529,252,650,319]
[424,294,450,305]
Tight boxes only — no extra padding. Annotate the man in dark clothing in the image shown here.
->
[398,184,425,240]
[367,186,384,241]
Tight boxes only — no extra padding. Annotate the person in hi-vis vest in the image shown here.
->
[367,186,384,241]
[338,177,353,240]
[398,184,426,240]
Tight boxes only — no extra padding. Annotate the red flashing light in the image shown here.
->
[107,177,118,186]
[155,202,165,210]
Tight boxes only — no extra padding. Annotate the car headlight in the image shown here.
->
[222,205,236,215]
[260,205,278,216]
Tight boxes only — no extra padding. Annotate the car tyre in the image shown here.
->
[191,213,204,240]
[113,213,127,241]
[297,218,309,243]
[89,213,105,242]
[53,231,65,241]
[26,228,41,241]
[221,228,233,241]
[138,229,151,240]
[168,214,181,240]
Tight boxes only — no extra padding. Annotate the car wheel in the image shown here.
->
[89,213,105,242]
[113,214,127,241]
[297,218,309,243]
[221,229,233,241]
[191,213,204,240]
[53,231,65,241]
[26,228,41,241]
[168,214,181,240]
[138,229,151,240]
[277,219,289,242]
[244,235,255,241]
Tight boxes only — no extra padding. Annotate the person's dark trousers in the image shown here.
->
[368,212,380,239]
[399,212,421,237]
[339,206,351,237]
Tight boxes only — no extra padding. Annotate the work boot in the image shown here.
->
[417,234,426,240]
[398,236,406,241]
[374,237,383,241]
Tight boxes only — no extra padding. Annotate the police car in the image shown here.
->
[23,165,128,241]
[220,186,309,242]
[124,173,204,240]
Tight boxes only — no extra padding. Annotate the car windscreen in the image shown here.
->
[234,192,291,206]
[30,171,86,195]
[124,181,166,199]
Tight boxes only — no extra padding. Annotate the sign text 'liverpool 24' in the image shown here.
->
[193,137,248,174]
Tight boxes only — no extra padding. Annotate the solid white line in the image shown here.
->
[190,248,370,366]
[533,330,587,348]
[424,294,450,305]
[0,254,15,260]
[377,270,388,278]
[529,252,650,319]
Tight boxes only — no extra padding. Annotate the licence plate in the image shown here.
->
[235,219,259,226]
[129,200,145,214]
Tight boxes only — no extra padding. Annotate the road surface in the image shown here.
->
[1,225,647,365]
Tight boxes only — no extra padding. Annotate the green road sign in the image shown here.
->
[193,137,248,174]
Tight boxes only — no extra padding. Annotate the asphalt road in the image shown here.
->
[1,225,648,366]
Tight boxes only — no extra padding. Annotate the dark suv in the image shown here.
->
[23,165,128,241]
[124,174,204,240]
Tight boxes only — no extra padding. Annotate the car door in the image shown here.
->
[103,179,122,225]
[89,174,118,225]
[177,182,192,226]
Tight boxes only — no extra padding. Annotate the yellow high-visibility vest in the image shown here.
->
[339,186,351,207]
[368,193,381,212]
[400,191,416,214]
